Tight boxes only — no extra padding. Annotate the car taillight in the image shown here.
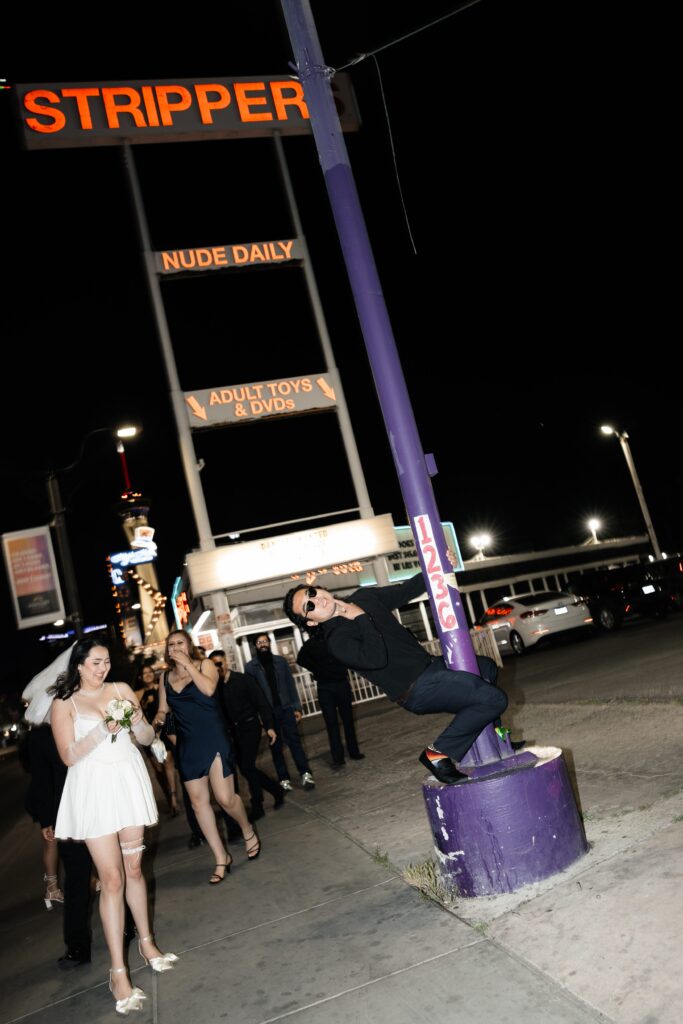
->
[520,609,548,619]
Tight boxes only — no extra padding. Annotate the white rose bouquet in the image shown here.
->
[104,698,136,742]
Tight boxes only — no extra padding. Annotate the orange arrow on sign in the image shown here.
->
[186,395,207,421]
[316,377,336,402]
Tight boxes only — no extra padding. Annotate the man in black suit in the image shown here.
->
[284,572,508,785]
[209,651,284,821]
[296,635,364,768]
[25,721,94,966]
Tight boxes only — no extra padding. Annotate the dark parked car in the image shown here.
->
[566,557,682,630]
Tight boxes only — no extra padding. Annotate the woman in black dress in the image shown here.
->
[134,665,179,816]
[155,631,260,883]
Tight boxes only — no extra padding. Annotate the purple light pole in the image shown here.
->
[282,1,587,894]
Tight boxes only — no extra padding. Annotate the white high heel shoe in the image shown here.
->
[109,967,146,1016]
[138,935,178,972]
[43,873,64,910]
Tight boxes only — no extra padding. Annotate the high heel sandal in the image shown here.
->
[208,856,232,884]
[109,967,146,1015]
[244,830,261,861]
[43,873,64,910]
[138,934,178,972]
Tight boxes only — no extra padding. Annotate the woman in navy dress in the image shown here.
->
[155,631,260,882]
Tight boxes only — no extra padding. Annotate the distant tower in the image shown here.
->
[115,440,169,647]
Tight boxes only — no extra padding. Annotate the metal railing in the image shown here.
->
[293,626,500,719]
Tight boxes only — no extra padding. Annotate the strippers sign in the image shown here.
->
[15,76,360,149]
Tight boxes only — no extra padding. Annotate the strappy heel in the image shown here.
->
[138,934,178,972]
[244,830,261,861]
[209,856,232,884]
[43,873,64,910]
[109,967,146,1015]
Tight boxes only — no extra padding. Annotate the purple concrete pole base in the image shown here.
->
[422,746,588,897]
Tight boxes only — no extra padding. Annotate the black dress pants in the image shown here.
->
[59,839,92,952]
[234,719,282,811]
[317,681,361,763]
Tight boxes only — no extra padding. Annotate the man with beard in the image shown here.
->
[244,635,315,792]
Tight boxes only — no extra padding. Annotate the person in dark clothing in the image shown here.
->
[296,636,364,767]
[135,665,180,817]
[284,569,508,785]
[244,635,315,792]
[209,650,284,821]
[24,721,94,966]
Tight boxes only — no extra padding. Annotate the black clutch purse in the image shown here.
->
[163,710,177,737]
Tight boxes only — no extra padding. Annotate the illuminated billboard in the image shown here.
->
[187,514,396,594]
[185,373,337,428]
[156,238,303,275]
[2,526,65,628]
[16,76,360,149]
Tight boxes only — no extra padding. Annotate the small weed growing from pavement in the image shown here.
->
[402,859,457,906]
[372,847,392,868]
[471,921,488,936]
[673,815,683,823]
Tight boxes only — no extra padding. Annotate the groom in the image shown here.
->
[284,571,507,785]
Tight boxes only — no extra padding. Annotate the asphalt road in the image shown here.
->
[499,613,683,703]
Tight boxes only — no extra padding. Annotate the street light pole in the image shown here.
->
[47,425,139,638]
[600,426,662,560]
[46,472,84,637]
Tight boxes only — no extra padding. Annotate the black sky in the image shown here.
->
[1,2,680,691]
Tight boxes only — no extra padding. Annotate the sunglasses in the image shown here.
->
[303,587,317,614]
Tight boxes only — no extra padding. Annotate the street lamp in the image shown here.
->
[47,425,139,637]
[600,425,662,560]
[470,532,492,561]
[585,517,601,544]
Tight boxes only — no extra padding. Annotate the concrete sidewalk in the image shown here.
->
[2,696,682,1024]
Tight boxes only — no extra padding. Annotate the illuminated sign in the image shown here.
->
[16,76,360,149]
[291,561,365,580]
[185,373,337,429]
[109,548,157,587]
[130,526,157,553]
[414,514,458,631]
[360,523,462,585]
[109,549,156,568]
[2,526,65,628]
[155,238,303,275]
[186,514,397,594]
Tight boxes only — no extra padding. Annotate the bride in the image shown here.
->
[50,636,177,1015]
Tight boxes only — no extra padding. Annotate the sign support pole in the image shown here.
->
[122,144,239,658]
[281,0,588,898]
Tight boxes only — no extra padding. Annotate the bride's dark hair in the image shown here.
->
[49,635,110,701]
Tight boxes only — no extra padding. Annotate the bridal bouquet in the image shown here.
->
[104,698,136,742]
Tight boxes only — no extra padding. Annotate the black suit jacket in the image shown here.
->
[25,724,67,828]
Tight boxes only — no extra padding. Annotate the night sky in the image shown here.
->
[1,2,679,695]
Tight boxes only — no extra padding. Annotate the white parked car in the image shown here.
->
[475,591,593,656]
